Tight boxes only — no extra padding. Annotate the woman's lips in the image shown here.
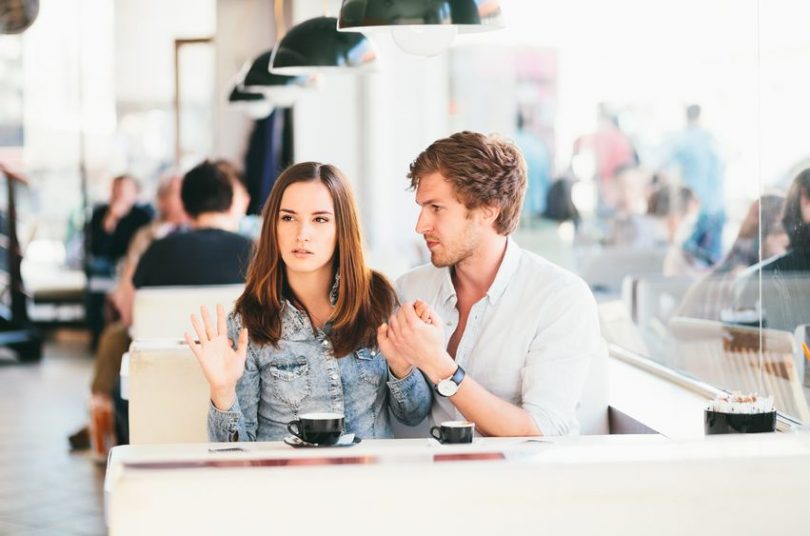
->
[292,249,314,258]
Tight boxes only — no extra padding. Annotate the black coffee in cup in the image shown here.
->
[287,412,345,445]
[430,421,474,444]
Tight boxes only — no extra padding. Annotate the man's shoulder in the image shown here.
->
[396,262,445,290]
[512,247,592,299]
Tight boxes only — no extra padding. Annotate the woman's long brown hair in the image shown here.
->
[234,162,397,357]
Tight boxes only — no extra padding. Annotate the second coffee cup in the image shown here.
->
[430,421,475,444]
[287,412,345,445]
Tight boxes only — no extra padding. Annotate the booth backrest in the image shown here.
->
[128,340,209,444]
[131,285,244,340]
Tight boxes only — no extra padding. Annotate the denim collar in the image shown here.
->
[279,273,339,340]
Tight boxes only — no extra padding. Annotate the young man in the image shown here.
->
[378,131,605,437]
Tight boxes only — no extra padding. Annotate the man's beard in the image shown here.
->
[429,224,480,268]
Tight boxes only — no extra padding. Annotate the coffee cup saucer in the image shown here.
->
[283,433,361,448]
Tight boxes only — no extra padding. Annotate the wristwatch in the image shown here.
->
[434,365,466,397]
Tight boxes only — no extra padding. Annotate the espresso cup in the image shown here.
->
[704,409,776,434]
[287,412,345,445]
[430,421,474,444]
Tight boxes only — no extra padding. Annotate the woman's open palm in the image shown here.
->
[184,304,249,395]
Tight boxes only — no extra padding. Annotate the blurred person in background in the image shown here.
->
[84,174,153,349]
[674,194,786,321]
[729,170,810,331]
[515,111,552,222]
[605,166,663,248]
[666,104,725,266]
[647,182,705,278]
[71,160,253,450]
[573,104,638,217]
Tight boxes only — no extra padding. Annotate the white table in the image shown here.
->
[105,433,810,535]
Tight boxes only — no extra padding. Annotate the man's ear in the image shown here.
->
[479,203,500,226]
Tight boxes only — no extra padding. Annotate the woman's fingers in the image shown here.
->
[201,306,215,340]
[216,304,226,337]
[190,313,206,343]
[184,331,202,360]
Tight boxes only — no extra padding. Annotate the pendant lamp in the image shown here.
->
[227,85,274,119]
[270,16,377,75]
[337,0,504,57]
[240,50,312,107]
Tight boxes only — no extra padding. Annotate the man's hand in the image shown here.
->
[384,301,456,383]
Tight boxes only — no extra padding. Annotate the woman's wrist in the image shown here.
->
[389,362,413,380]
[210,387,236,410]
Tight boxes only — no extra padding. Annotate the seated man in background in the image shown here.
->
[84,174,153,349]
[133,160,254,287]
[379,131,605,437]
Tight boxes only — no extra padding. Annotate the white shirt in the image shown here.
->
[396,237,605,436]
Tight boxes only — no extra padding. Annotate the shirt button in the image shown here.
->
[321,340,330,347]
[370,350,376,356]
[331,374,339,380]
[446,321,452,326]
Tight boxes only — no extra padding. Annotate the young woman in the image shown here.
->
[185,162,431,441]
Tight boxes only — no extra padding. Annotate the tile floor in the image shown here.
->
[0,330,107,535]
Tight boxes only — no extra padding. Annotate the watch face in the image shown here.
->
[437,379,458,397]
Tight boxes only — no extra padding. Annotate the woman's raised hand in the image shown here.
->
[184,304,249,410]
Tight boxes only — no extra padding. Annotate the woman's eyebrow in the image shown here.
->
[279,208,333,215]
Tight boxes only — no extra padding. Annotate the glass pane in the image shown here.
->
[449,0,810,421]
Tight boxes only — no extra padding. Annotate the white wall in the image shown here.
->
[214,0,277,163]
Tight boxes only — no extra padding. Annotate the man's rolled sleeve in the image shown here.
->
[522,279,603,436]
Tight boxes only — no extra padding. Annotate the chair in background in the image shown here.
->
[668,316,810,421]
[578,246,667,297]
[131,284,244,340]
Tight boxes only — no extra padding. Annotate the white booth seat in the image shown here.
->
[127,340,209,445]
[131,284,244,340]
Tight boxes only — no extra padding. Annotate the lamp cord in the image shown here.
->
[274,0,286,38]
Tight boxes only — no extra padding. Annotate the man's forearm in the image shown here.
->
[447,376,542,437]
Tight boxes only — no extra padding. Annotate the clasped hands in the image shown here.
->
[377,300,457,384]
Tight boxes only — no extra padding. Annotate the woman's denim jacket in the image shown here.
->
[208,303,432,441]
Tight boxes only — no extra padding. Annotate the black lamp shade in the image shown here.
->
[243,50,304,89]
[338,0,503,33]
[228,86,265,103]
[270,16,376,75]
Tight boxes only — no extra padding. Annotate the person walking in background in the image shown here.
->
[515,111,552,221]
[573,104,638,216]
[667,104,726,266]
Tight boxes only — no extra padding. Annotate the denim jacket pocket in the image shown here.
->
[354,348,386,386]
[268,355,311,408]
